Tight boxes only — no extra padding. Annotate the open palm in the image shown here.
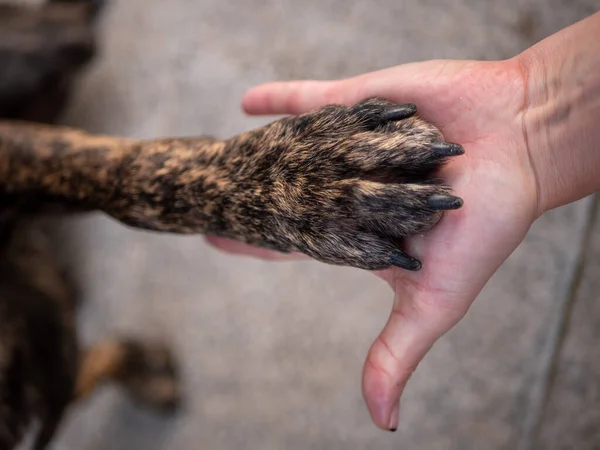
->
[208,58,540,430]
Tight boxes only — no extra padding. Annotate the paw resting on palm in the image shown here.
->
[224,98,464,271]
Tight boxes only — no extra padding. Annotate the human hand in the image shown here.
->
[208,57,539,430]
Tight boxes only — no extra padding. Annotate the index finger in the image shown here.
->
[241,60,467,117]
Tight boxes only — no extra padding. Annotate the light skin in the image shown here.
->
[208,11,600,431]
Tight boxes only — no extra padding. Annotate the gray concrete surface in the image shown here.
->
[41,1,600,449]
[536,197,600,450]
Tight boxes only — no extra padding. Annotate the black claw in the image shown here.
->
[431,142,464,157]
[381,103,417,122]
[427,194,463,210]
[390,251,422,271]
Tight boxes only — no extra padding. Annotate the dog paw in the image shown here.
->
[224,97,464,270]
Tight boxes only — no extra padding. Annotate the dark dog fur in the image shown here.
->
[0,1,463,448]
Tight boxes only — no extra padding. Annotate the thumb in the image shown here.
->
[362,277,467,431]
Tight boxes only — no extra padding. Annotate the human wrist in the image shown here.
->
[517,12,600,215]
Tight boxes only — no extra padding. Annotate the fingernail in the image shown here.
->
[388,400,399,431]
[431,142,464,156]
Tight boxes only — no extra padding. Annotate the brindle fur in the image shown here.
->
[0,107,457,269]
[0,0,463,448]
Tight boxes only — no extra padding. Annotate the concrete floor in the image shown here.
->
[46,0,600,449]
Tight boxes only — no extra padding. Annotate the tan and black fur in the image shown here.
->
[0,0,463,448]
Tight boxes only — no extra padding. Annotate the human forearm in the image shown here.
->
[518,11,600,215]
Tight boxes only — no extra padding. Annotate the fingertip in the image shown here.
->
[241,80,342,115]
[388,400,399,431]
[362,358,399,430]
[241,84,275,115]
[242,82,304,115]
